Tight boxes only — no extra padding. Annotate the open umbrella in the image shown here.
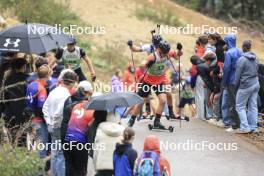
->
[0,23,72,54]
[86,92,144,111]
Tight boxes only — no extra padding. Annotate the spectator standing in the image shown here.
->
[42,71,78,176]
[235,40,259,133]
[222,34,242,132]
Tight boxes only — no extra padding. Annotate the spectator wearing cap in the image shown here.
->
[42,71,78,176]
[61,81,94,176]
[1,55,29,146]
[234,40,260,133]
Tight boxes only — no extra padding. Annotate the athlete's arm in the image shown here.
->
[129,45,143,52]
[127,40,143,52]
[83,55,96,81]
[80,48,96,81]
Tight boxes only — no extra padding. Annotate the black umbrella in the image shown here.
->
[86,92,144,110]
[0,23,72,54]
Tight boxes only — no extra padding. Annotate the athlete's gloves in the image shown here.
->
[177,43,183,50]
[91,74,96,82]
[127,40,133,47]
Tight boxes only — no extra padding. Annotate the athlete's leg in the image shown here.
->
[153,92,167,128]
[128,82,151,127]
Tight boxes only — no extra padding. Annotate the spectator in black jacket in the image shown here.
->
[208,33,226,63]
[1,54,29,146]
[61,81,93,142]
[191,55,209,120]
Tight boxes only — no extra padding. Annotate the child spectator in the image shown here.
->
[175,75,195,119]
[135,135,171,176]
[113,127,137,176]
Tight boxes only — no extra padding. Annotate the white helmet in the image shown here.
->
[79,81,93,93]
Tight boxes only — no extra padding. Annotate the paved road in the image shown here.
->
[88,117,264,176]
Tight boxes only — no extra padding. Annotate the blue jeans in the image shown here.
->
[32,121,49,158]
[48,126,65,176]
[221,89,231,125]
[236,83,260,131]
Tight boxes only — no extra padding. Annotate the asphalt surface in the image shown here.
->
[88,117,264,176]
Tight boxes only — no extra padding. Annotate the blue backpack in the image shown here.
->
[136,151,161,176]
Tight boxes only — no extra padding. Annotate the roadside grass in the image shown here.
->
[135,5,182,27]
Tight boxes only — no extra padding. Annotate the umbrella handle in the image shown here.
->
[121,107,127,118]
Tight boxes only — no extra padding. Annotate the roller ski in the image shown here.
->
[148,119,174,132]
[137,112,154,121]
[166,114,190,122]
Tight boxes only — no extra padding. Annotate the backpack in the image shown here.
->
[136,151,161,176]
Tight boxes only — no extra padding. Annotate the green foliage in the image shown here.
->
[95,43,129,72]
[0,119,43,176]
[0,0,80,26]
[172,0,264,25]
[0,145,44,176]
[0,0,20,9]
[172,0,204,11]
[135,6,182,27]
[77,37,92,52]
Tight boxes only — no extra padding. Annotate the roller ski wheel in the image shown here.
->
[170,115,190,122]
[148,122,174,132]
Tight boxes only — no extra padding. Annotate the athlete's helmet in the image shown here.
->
[152,34,163,47]
[158,40,171,54]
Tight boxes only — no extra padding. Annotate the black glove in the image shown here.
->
[177,43,183,50]
[147,60,155,68]
[127,40,133,47]
[91,74,96,82]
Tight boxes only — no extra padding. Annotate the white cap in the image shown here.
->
[79,81,93,93]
